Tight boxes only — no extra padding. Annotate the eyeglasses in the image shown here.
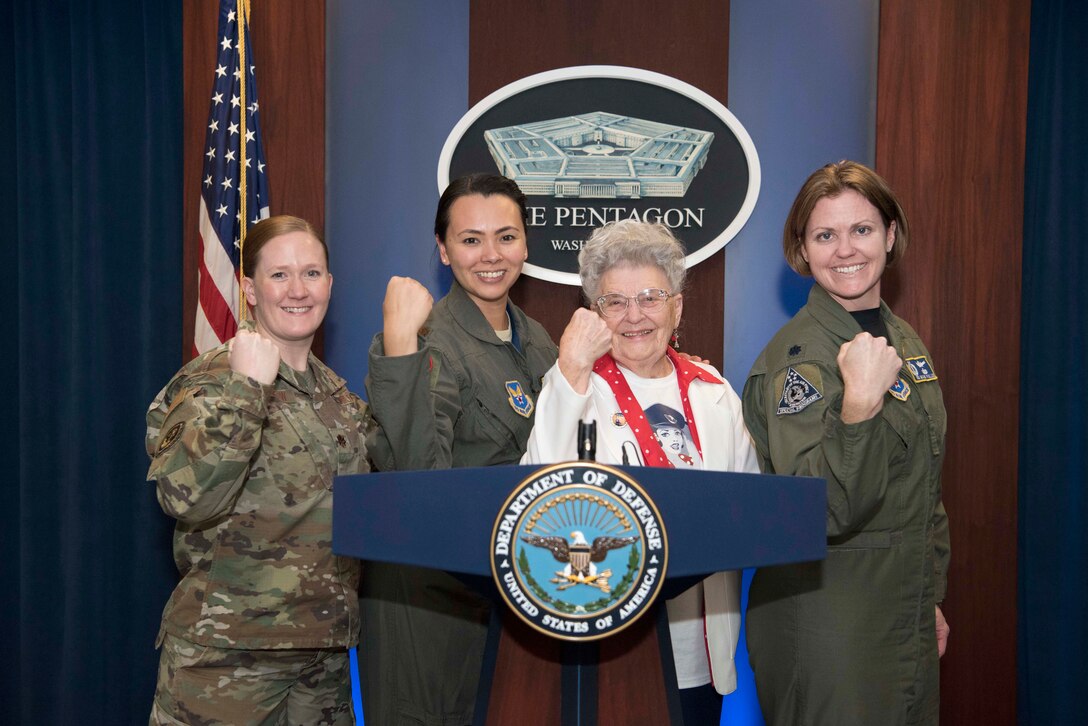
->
[595,288,675,317]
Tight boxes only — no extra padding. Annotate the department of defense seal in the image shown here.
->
[490,462,668,641]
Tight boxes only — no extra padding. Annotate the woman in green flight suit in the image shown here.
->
[743,161,951,726]
[360,174,557,725]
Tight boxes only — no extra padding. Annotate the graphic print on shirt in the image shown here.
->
[644,403,702,468]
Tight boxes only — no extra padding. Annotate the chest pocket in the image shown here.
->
[314,390,366,476]
[464,380,525,453]
[879,396,915,464]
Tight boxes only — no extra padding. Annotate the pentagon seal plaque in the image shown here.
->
[490,462,668,641]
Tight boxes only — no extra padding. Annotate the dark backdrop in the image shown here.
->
[6,3,181,723]
[1018,1,1088,723]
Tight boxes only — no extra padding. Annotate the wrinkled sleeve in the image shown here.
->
[365,333,460,471]
[742,360,899,537]
[931,495,950,602]
[146,369,271,525]
[521,363,592,465]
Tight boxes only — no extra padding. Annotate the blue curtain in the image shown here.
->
[6,3,182,723]
[1018,1,1088,724]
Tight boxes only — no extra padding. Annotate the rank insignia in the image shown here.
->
[889,377,911,401]
[506,380,534,418]
[905,356,938,383]
[788,345,803,357]
[777,366,823,415]
[611,412,627,428]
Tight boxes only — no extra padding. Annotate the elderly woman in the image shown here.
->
[742,161,950,725]
[523,219,759,724]
[146,216,370,725]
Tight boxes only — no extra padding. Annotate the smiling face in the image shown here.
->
[242,230,332,353]
[802,189,896,311]
[597,264,682,378]
[437,193,527,327]
[655,425,686,453]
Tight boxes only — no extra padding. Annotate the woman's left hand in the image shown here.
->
[935,605,950,658]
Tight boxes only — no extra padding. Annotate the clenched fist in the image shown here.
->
[382,276,434,356]
[558,308,613,394]
[229,329,281,385]
[837,332,902,423]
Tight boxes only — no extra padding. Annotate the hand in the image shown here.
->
[675,351,709,365]
[935,605,950,658]
[557,308,613,394]
[382,276,433,356]
[229,329,281,384]
[837,332,902,423]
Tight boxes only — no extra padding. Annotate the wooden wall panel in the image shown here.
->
[470,0,730,365]
[183,0,325,360]
[876,1,1029,723]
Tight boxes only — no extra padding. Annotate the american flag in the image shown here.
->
[194,0,270,354]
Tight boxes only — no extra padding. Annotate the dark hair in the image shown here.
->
[783,160,910,276]
[434,173,528,241]
[241,215,328,277]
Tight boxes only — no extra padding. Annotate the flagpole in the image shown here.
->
[237,0,250,321]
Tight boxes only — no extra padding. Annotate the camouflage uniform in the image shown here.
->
[146,327,370,725]
[362,280,557,725]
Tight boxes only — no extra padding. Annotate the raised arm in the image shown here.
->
[743,332,904,536]
[146,330,280,525]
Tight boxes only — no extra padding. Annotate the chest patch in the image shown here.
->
[905,356,938,383]
[776,366,823,416]
[505,380,535,418]
[889,377,912,401]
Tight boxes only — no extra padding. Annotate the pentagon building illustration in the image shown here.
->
[484,112,715,198]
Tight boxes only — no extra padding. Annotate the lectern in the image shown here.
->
[334,464,824,726]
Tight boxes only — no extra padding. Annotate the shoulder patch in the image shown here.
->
[776,366,824,416]
[889,377,912,401]
[905,356,937,383]
[156,422,185,455]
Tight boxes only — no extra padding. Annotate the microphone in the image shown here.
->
[577,420,597,462]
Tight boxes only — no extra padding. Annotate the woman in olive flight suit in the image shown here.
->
[743,161,951,726]
[360,174,557,725]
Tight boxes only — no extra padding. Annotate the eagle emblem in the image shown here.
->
[521,530,638,593]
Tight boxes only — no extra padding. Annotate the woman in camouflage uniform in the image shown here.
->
[146,216,370,725]
[742,162,951,725]
[361,174,557,725]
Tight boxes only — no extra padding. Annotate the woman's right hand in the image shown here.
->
[382,276,433,356]
[837,332,902,423]
[558,308,612,394]
[229,329,281,384]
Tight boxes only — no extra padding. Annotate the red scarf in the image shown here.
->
[592,347,723,468]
